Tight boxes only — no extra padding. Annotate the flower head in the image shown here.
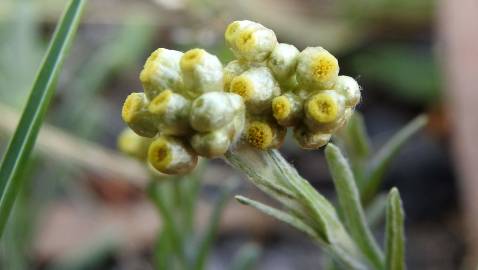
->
[120,20,362,175]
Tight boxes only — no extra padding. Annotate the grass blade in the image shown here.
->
[361,115,427,203]
[325,144,384,270]
[0,0,87,238]
[385,188,405,270]
[146,180,184,263]
[235,195,317,239]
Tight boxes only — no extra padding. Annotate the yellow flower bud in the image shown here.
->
[117,128,154,161]
[293,126,331,150]
[223,60,247,91]
[225,20,277,63]
[230,67,280,114]
[148,136,198,175]
[191,129,231,158]
[148,90,191,135]
[180,48,224,98]
[296,47,339,90]
[190,92,243,132]
[139,48,183,100]
[305,90,344,122]
[245,120,286,150]
[272,93,303,127]
[267,43,299,81]
[122,92,158,137]
[225,20,255,51]
[334,75,361,108]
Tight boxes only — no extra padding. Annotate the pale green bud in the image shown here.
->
[225,20,277,63]
[148,136,198,175]
[229,67,280,114]
[180,48,223,98]
[117,128,155,161]
[271,92,303,127]
[148,90,191,135]
[334,75,361,108]
[140,48,184,100]
[293,126,331,150]
[304,90,346,133]
[267,43,299,81]
[191,129,231,158]
[223,107,246,143]
[122,92,158,137]
[223,60,247,91]
[225,20,255,51]
[190,92,244,132]
[296,47,339,90]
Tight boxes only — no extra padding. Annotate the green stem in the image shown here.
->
[147,180,187,269]
[224,143,369,270]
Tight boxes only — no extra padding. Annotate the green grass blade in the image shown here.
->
[325,144,384,270]
[0,0,87,238]
[153,229,173,270]
[146,180,185,263]
[361,115,427,203]
[385,188,405,270]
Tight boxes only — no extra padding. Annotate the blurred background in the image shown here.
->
[0,0,475,269]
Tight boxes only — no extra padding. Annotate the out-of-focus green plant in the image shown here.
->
[0,0,87,238]
[350,45,441,105]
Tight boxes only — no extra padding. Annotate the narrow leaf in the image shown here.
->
[235,195,318,239]
[344,113,371,188]
[265,150,368,270]
[0,0,87,238]
[146,180,185,263]
[385,188,406,270]
[365,193,388,229]
[153,229,173,270]
[362,115,427,203]
[325,144,384,270]
[345,113,371,160]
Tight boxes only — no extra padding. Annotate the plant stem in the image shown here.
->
[224,143,369,270]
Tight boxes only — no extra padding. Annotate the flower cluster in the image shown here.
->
[121,20,361,175]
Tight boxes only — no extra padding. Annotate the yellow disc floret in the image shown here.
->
[230,75,254,100]
[139,49,161,89]
[148,137,173,172]
[246,121,274,150]
[147,136,198,175]
[122,93,142,123]
[311,54,339,83]
[121,92,158,138]
[297,47,339,89]
[272,96,292,121]
[148,89,173,115]
[236,29,256,52]
[306,92,339,123]
[180,48,205,71]
[225,21,242,44]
